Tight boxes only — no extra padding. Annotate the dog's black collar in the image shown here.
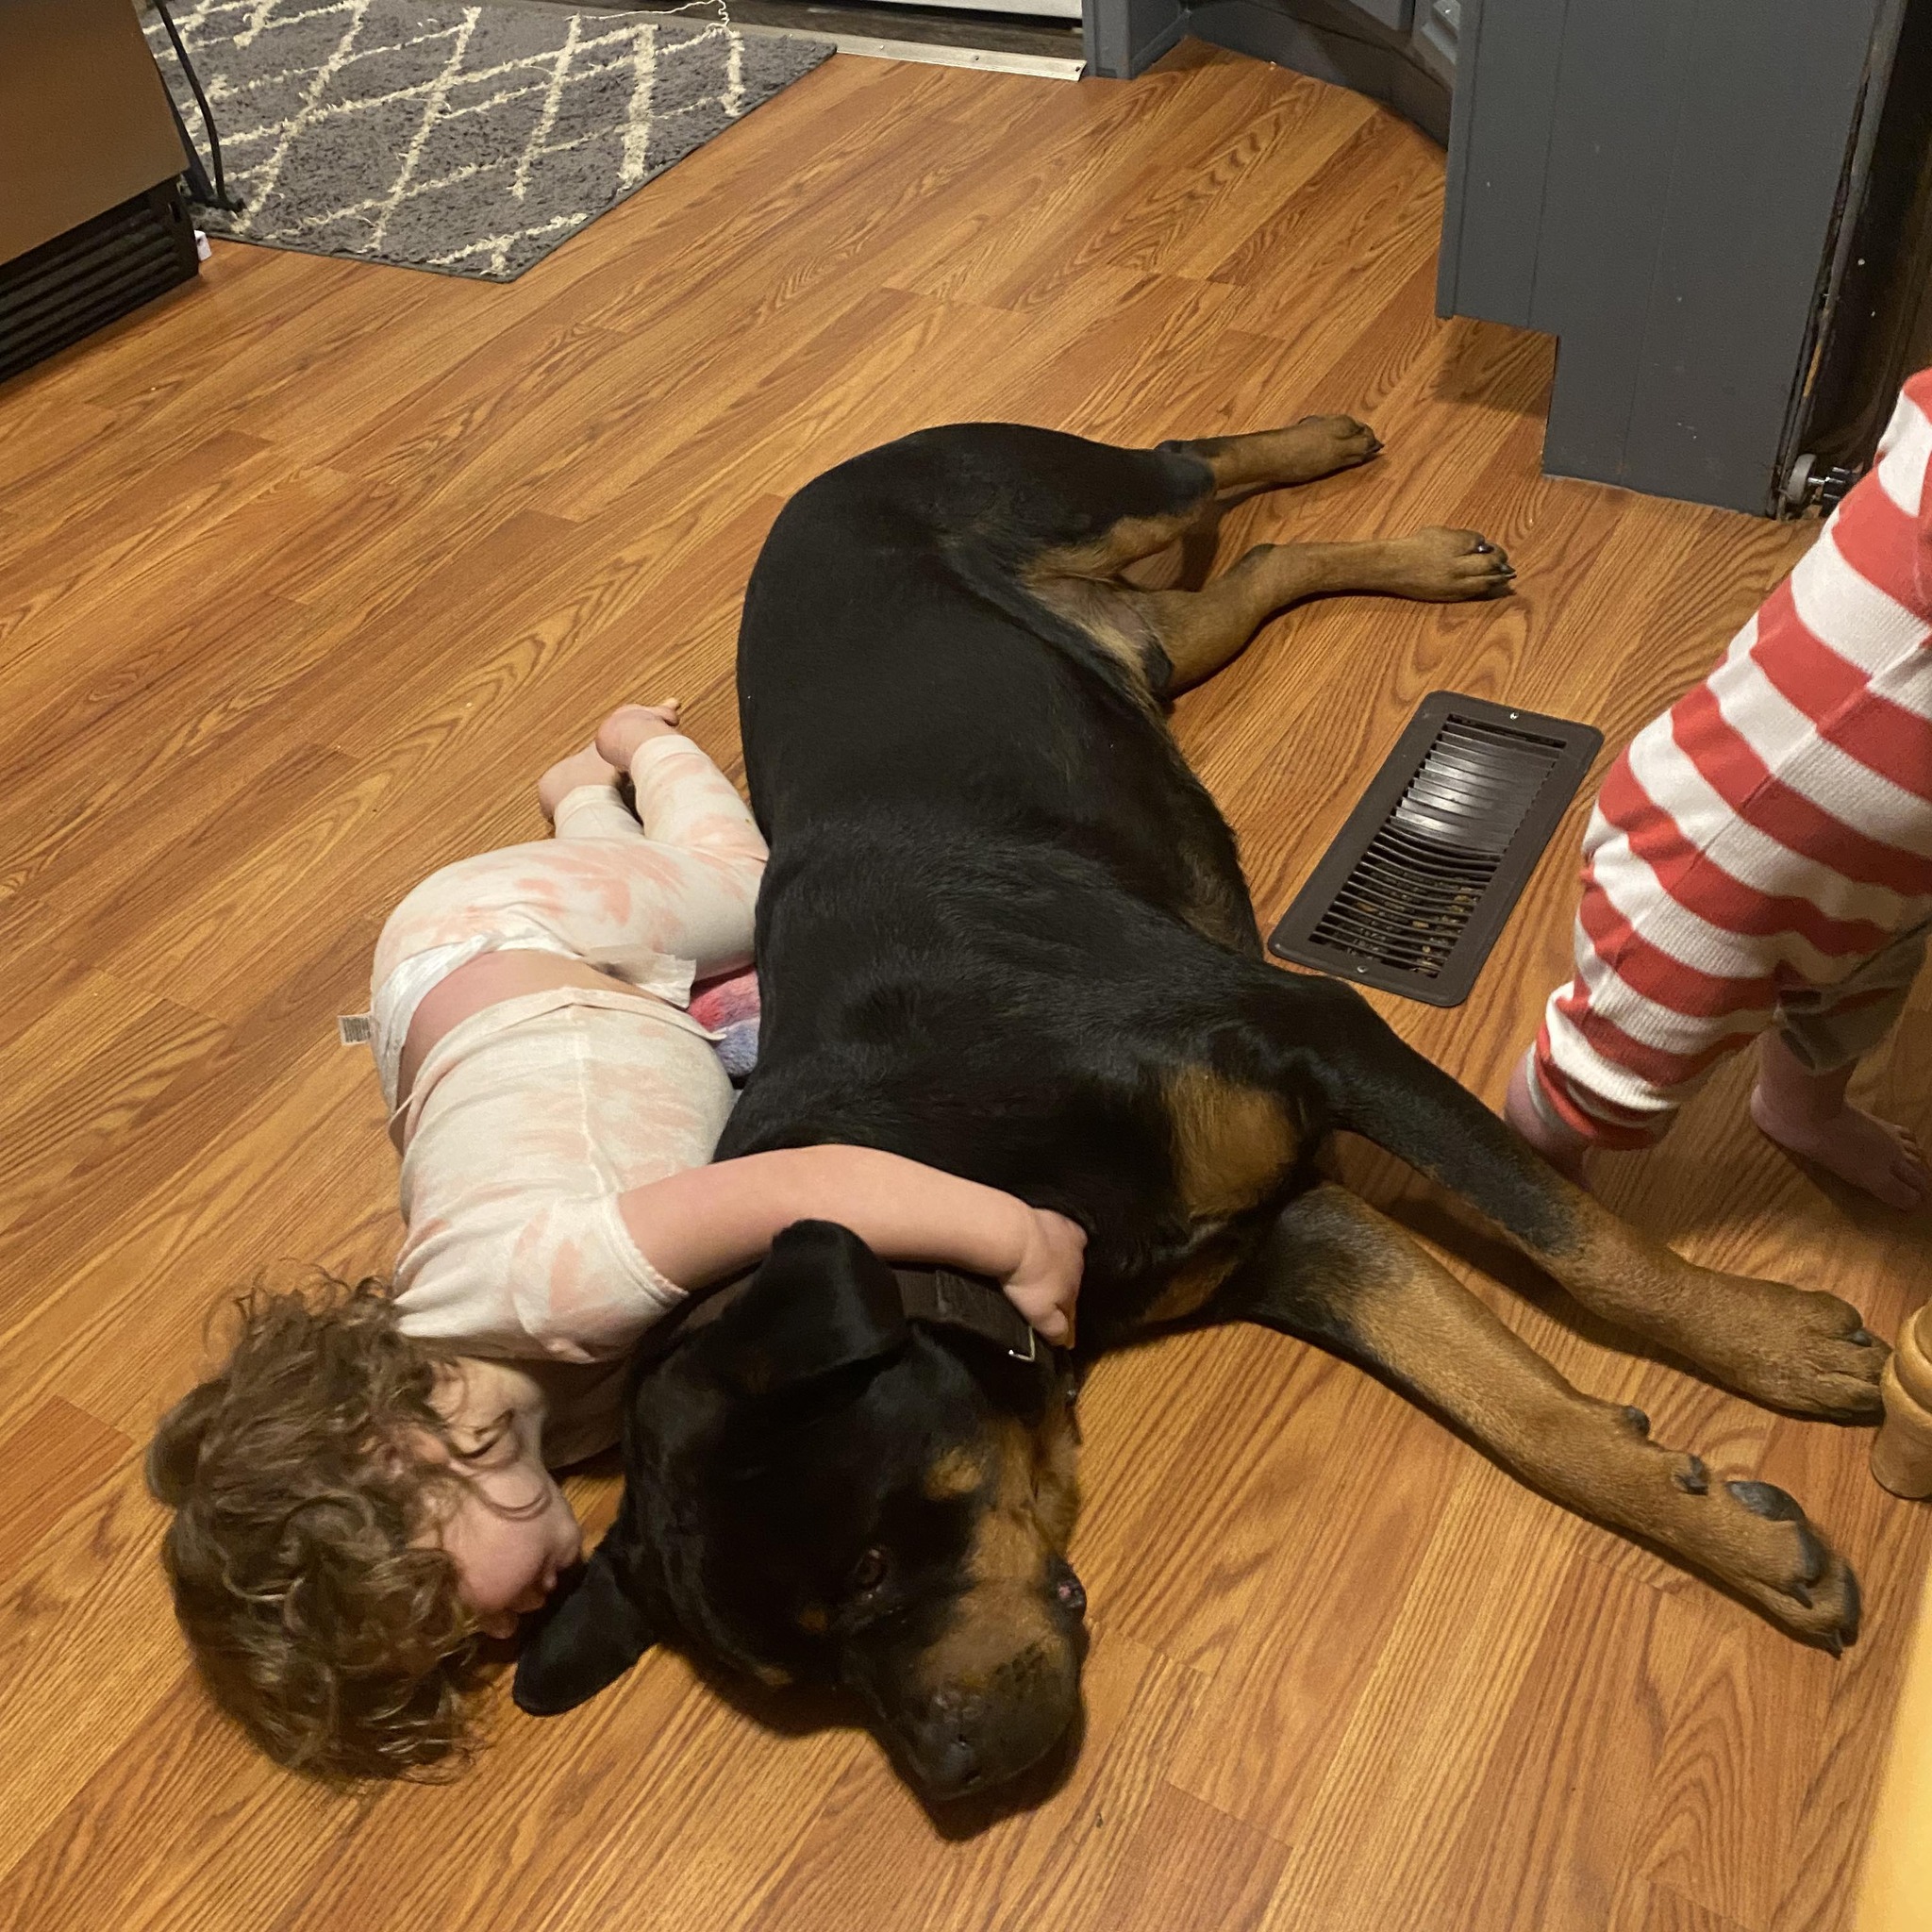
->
[893,1266,1042,1361]
[649,1262,1049,1365]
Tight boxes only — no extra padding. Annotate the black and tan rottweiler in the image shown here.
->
[514,420,1888,1799]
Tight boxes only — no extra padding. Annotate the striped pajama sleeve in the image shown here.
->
[1527,369,1932,1148]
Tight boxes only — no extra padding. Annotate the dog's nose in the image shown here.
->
[920,1689,991,1795]
[1051,1557,1086,1618]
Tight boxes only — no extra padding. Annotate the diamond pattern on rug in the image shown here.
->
[146,0,832,280]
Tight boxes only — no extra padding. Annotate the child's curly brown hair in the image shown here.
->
[146,1276,491,1781]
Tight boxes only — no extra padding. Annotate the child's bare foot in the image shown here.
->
[595,701,682,770]
[1750,1030,1930,1209]
[537,744,624,822]
[1504,1051,1591,1187]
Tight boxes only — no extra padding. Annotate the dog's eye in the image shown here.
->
[848,1547,890,1594]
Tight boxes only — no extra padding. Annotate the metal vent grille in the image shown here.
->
[0,186,198,391]
[1268,691,1602,1007]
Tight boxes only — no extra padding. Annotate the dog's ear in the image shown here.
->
[698,1218,908,1397]
[512,1543,658,1716]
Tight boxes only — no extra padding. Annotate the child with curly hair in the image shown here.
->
[148,703,1085,1782]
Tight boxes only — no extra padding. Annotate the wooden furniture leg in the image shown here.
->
[1872,1303,1932,1498]
[1856,1542,1932,1929]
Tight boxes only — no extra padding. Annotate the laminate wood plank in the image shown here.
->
[0,593,345,921]
[1084,1343,1447,1682]
[1145,78,1378,280]
[1762,1429,1932,1932]
[494,54,951,330]
[1006,274,1246,443]
[953,68,1346,313]
[1628,1585,1839,1930]
[0,972,225,1238]
[0,1396,131,1588]
[0,426,281,639]
[0,1674,367,1932]
[401,275,942,533]
[1085,1781,1288,1932]
[0,974,388,1418]
[1611,1874,1758,1932]
[271,1655,860,1932]
[0,1451,176,1852]
[1156,1364,1461,1832]
[0,397,116,500]
[1,739,358,1024]
[265,66,1018,513]
[891,66,1276,309]
[1432,1550,1671,1932]
[0,448,358,713]
[1070,1330,1339,1658]
[92,500,784,1022]
[1254,1465,1579,1931]
[66,254,468,443]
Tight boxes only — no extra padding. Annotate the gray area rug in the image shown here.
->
[146,1,833,280]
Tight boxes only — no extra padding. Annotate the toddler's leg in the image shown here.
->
[540,744,641,841]
[1751,929,1930,1209]
[597,706,766,867]
[1501,904,1748,1191]
[511,707,766,983]
[1504,1050,1593,1185]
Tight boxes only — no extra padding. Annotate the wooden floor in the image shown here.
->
[2,42,1927,1932]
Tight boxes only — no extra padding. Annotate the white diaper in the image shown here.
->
[370,935,570,1112]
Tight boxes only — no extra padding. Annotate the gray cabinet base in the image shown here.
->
[1184,0,1449,142]
[1086,0,1452,144]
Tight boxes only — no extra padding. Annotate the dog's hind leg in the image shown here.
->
[1237,1182,1862,1650]
[1113,420,1390,592]
[1163,417,1385,495]
[1294,979,1889,1421]
[962,425,1507,695]
[1129,527,1515,691]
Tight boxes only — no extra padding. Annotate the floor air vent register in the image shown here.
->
[1268,691,1603,1008]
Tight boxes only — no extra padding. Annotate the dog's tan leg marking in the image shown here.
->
[1033,1399,1081,1551]
[1135,528,1515,691]
[1142,1246,1243,1324]
[1283,1184,1861,1648]
[1111,416,1383,591]
[1478,1166,1887,1422]
[1036,508,1220,582]
[1179,415,1384,492]
[1141,1070,1304,1326]
[1025,503,1224,705]
[1166,1066,1302,1221]
[1117,417,1382,595]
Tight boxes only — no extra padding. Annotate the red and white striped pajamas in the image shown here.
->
[1524,371,1932,1150]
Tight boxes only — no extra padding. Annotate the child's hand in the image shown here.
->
[1000,1208,1086,1346]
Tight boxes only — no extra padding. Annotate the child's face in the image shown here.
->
[436,1444,584,1639]
[426,1365,585,1639]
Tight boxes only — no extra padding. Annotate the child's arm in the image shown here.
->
[619,1147,1085,1341]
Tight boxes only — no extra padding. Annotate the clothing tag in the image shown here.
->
[338,1013,373,1045]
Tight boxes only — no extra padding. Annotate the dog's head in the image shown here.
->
[513,1220,1086,1798]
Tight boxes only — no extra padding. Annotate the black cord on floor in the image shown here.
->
[150,0,245,215]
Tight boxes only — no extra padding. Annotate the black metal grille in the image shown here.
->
[0,185,198,391]
[1269,692,1603,1007]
